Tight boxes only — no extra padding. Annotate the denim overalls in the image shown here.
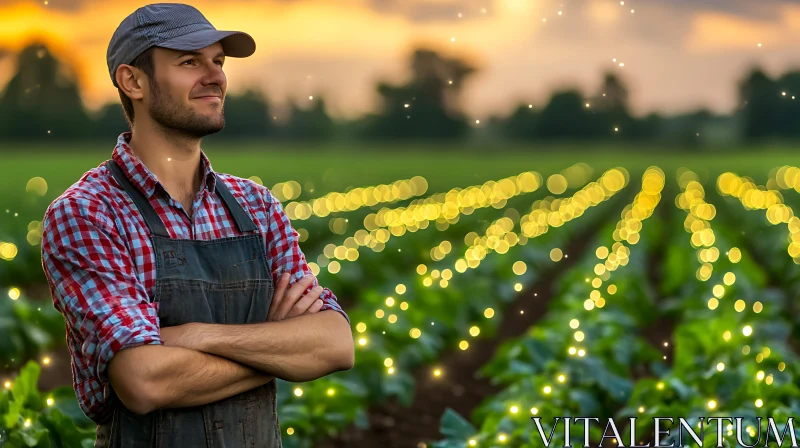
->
[94,159,281,447]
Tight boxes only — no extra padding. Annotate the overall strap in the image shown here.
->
[214,176,258,233]
[106,160,170,237]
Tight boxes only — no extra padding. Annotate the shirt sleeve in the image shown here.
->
[263,188,350,325]
[40,194,163,417]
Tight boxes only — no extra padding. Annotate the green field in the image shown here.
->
[0,143,798,203]
[3,146,800,447]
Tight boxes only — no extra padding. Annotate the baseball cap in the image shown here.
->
[107,3,256,88]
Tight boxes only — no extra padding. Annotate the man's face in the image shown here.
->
[145,43,227,139]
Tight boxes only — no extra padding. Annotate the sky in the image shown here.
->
[2,0,800,120]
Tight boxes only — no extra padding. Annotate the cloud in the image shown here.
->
[4,0,800,22]
[0,0,84,11]
[0,0,497,22]
[685,4,800,52]
[367,0,490,22]
[0,0,546,114]
[3,0,800,121]
[535,0,692,46]
[665,0,800,20]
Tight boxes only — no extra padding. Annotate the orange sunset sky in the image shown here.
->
[2,0,800,120]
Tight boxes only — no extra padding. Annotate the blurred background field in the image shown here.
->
[4,0,800,447]
[2,145,799,201]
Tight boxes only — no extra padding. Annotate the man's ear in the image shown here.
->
[116,65,145,101]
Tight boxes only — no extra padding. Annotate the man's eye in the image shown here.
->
[182,60,194,65]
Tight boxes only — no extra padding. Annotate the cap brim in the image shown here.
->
[158,29,256,58]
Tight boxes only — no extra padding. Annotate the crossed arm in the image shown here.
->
[109,341,271,414]
[110,272,354,414]
[111,308,354,415]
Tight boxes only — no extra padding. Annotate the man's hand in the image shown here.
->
[268,272,325,321]
[159,272,325,348]
[160,323,200,350]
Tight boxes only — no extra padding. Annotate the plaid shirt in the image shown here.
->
[40,131,348,424]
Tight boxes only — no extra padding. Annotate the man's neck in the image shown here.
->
[128,122,203,200]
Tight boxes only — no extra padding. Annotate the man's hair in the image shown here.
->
[118,47,156,129]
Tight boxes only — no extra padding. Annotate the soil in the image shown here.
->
[635,191,676,378]
[599,189,675,447]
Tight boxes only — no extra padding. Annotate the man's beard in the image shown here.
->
[148,81,225,139]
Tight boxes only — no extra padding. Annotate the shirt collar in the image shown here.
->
[110,131,217,199]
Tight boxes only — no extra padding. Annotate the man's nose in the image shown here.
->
[202,62,226,86]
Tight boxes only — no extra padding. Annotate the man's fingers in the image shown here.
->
[277,274,316,318]
[268,272,290,321]
[281,276,318,318]
[287,286,324,318]
[306,298,324,314]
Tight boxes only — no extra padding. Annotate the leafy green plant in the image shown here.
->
[618,181,800,447]
[277,179,625,446]
[431,178,664,448]
[0,292,65,372]
[0,361,95,448]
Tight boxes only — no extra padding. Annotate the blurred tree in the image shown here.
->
[500,104,539,141]
[92,103,129,140]
[587,71,636,139]
[360,48,475,141]
[277,95,335,141]
[3,42,797,148]
[536,90,592,140]
[631,112,664,142]
[774,71,800,138]
[496,72,643,143]
[591,72,629,111]
[664,109,712,148]
[738,68,781,141]
[0,42,93,142]
[216,88,275,139]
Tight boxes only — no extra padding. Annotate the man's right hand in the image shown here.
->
[267,272,325,321]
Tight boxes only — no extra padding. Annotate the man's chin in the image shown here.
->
[203,125,224,136]
[190,117,225,137]
[174,123,224,139]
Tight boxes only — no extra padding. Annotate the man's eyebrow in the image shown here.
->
[174,51,226,60]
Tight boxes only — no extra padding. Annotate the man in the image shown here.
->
[40,3,354,447]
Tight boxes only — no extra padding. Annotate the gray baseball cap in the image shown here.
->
[107,3,256,88]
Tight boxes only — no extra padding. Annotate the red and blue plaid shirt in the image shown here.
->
[40,131,348,424]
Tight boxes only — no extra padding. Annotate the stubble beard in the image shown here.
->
[148,80,226,139]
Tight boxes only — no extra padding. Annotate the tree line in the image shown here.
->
[0,41,793,147]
